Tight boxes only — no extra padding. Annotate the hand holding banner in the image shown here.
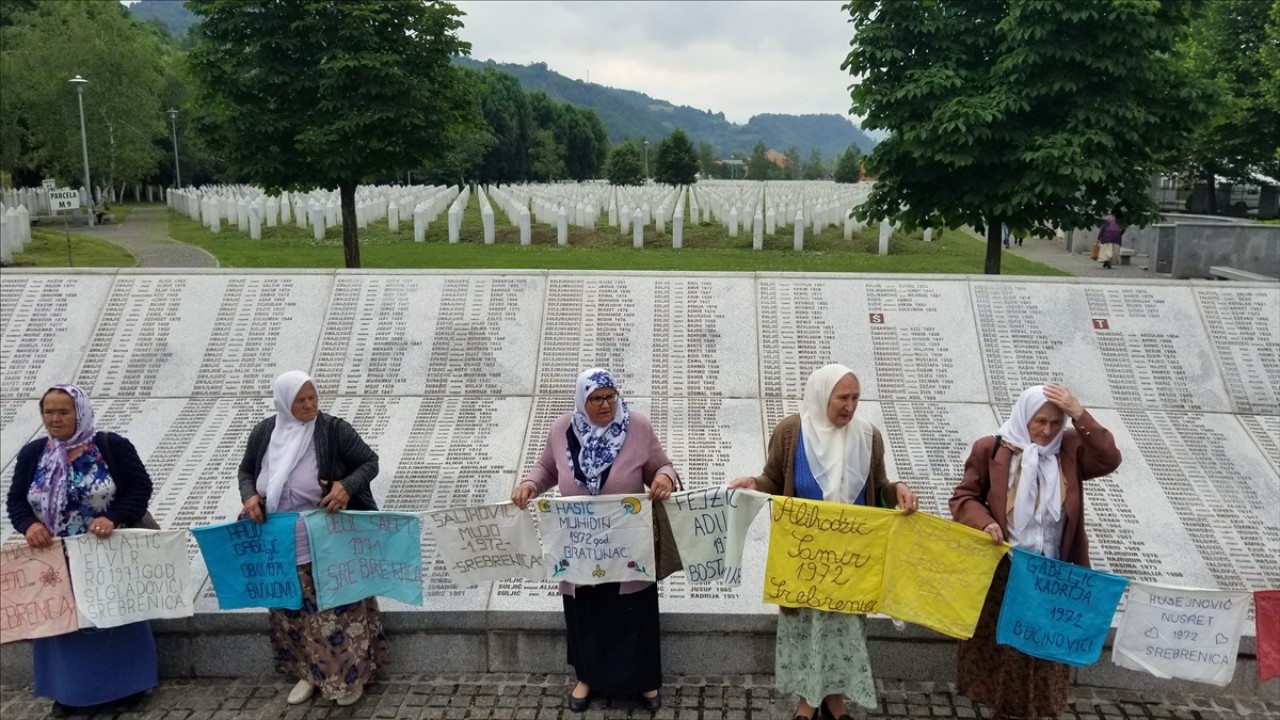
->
[996,547,1128,666]
[878,512,1008,639]
[534,495,656,585]
[64,529,193,629]
[191,514,302,610]
[1,541,78,643]
[428,503,544,585]
[1112,582,1250,687]
[763,497,893,613]
[664,487,767,586]
[304,511,423,610]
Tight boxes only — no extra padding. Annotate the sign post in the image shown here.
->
[49,189,79,267]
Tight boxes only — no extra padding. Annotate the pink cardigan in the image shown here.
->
[520,411,678,595]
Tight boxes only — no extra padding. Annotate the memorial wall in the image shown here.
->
[1,269,1276,624]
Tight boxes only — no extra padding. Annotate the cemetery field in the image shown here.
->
[166,195,1067,275]
[7,228,136,267]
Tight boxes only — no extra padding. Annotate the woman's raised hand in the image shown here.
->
[647,473,675,501]
[1043,384,1084,420]
[726,476,756,490]
[511,482,538,510]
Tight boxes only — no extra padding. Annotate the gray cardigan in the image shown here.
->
[238,412,379,512]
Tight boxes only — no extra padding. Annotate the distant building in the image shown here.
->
[765,149,790,169]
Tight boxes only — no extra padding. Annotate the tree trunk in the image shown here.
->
[340,182,361,269]
[1202,170,1218,216]
[985,221,1002,274]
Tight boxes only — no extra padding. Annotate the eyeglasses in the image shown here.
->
[586,393,619,407]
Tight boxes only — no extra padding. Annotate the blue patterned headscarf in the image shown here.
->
[568,368,630,495]
[36,384,97,530]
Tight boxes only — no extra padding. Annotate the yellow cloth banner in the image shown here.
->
[764,497,895,614]
[764,497,1007,639]
[878,511,1008,639]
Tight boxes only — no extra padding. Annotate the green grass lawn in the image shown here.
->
[7,228,136,267]
[168,194,1067,275]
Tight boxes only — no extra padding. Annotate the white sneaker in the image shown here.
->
[287,679,316,705]
[335,687,364,707]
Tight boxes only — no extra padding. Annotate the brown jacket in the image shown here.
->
[753,414,902,507]
[949,410,1121,567]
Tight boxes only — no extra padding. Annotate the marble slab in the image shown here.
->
[0,400,40,469]
[0,274,115,399]
[1194,286,1280,415]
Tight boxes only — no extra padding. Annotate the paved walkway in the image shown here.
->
[994,232,1157,279]
[71,204,219,268]
[1,674,1275,720]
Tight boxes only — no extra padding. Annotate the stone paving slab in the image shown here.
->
[69,204,219,268]
[3,675,1276,720]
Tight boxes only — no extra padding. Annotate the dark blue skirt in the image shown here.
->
[33,622,158,706]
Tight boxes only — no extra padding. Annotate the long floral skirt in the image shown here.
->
[956,559,1070,719]
[267,563,390,701]
[775,608,877,710]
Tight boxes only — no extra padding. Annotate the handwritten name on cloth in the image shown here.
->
[996,547,1128,666]
[65,529,193,629]
[427,502,544,585]
[1112,582,1250,686]
[0,541,78,643]
[1256,590,1280,682]
[878,511,1009,639]
[304,511,423,611]
[664,487,767,586]
[191,514,302,610]
[764,497,893,614]
[535,495,655,585]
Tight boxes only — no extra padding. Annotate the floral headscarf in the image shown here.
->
[568,368,630,495]
[35,384,97,529]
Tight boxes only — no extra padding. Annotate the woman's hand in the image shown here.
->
[24,522,53,549]
[1043,384,1084,420]
[726,476,757,490]
[242,494,265,523]
[894,483,919,514]
[982,522,1006,545]
[647,473,675,501]
[511,482,538,510]
[90,517,116,539]
[320,481,350,513]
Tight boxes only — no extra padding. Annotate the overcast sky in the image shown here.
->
[123,0,862,128]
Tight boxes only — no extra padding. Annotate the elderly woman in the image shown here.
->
[728,364,917,720]
[949,384,1121,720]
[511,368,677,713]
[238,371,386,707]
[6,384,157,716]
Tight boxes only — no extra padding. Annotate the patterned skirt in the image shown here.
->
[267,563,391,701]
[956,559,1070,719]
[774,608,877,710]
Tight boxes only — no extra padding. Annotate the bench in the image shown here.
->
[1118,247,1136,266]
[1209,266,1279,282]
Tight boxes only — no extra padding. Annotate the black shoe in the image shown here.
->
[641,691,661,712]
[567,689,590,713]
[820,699,853,720]
[1102,261,1111,269]
[50,702,73,718]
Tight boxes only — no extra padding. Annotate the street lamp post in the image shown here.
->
[69,75,93,226]
[643,139,650,183]
[167,109,182,189]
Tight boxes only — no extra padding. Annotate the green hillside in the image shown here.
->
[128,0,199,35]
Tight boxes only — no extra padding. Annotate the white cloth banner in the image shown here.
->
[534,494,655,586]
[663,487,768,586]
[427,502,545,585]
[1112,581,1249,687]
[65,529,194,629]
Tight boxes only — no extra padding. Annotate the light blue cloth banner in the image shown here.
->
[996,547,1128,666]
[303,510,423,611]
[190,514,302,610]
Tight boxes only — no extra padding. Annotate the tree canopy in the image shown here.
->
[605,140,644,186]
[833,146,862,184]
[844,0,1201,273]
[653,128,699,186]
[186,0,473,268]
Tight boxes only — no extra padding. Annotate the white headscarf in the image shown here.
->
[997,385,1067,534]
[799,364,873,504]
[264,371,317,513]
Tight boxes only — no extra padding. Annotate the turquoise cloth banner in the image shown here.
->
[191,514,302,611]
[303,511,423,611]
[996,547,1128,666]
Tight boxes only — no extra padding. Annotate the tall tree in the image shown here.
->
[1,1,168,190]
[832,146,863,184]
[844,0,1200,273]
[605,140,644,186]
[1170,0,1280,215]
[783,146,802,180]
[187,0,471,268]
[652,128,699,186]
[746,141,777,181]
[697,141,717,178]
[475,68,533,185]
[802,149,827,180]
[529,128,565,182]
